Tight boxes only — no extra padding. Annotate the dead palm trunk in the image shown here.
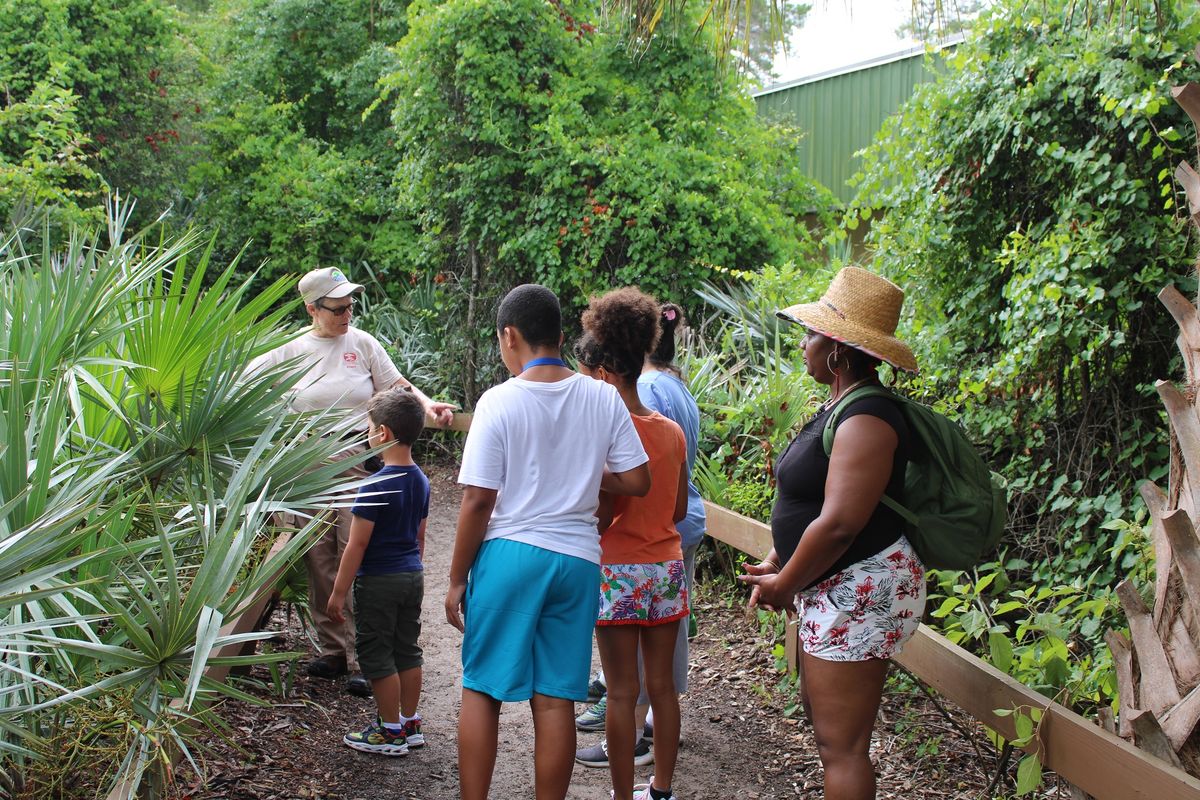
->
[1103,57,1200,780]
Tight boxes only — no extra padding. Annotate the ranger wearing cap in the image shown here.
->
[247,267,454,696]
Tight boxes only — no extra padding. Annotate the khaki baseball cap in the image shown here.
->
[298,267,364,304]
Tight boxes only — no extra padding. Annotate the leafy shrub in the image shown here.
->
[850,0,1200,553]
[0,0,199,221]
[382,0,835,401]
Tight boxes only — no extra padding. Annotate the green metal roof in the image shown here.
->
[754,40,958,205]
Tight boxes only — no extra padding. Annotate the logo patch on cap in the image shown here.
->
[330,269,346,282]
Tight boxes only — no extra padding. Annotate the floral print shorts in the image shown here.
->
[796,536,926,662]
[597,560,689,626]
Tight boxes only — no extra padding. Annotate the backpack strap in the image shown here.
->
[820,385,919,526]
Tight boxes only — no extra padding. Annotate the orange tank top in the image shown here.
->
[601,411,686,565]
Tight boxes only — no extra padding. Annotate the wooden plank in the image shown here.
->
[702,500,773,560]
[893,625,1200,800]
[446,411,473,433]
[784,615,799,675]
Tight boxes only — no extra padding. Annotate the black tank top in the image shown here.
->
[770,394,909,590]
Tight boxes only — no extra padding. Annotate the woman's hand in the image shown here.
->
[427,401,456,428]
[739,561,793,613]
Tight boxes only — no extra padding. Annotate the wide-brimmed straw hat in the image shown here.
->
[776,266,918,373]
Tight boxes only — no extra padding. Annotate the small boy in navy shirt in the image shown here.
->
[329,387,429,756]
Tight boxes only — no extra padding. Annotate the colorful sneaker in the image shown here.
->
[633,777,677,800]
[401,716,425,748]
[574,737,653,768]
[342,718,408,756]
[575,695,607,732]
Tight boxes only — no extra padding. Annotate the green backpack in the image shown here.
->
[821,385,1007,571]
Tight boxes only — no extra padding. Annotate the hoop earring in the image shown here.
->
[826,348,841,376]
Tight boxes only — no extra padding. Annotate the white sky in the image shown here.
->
[771,1,921,86]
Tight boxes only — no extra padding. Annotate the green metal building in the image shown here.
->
[753,38,960,205]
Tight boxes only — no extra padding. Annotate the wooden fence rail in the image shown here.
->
[702,500,1200,800]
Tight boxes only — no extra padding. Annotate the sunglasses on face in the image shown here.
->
[317,301,354,316]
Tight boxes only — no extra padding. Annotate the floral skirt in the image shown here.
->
[796,536,926,661]
[597,559,689,626]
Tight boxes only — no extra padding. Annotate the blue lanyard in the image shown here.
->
[523,356,567,370]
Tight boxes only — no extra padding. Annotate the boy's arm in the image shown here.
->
[600,463,651,497]
[596,490,615,532]
[328,515,374,624]
[417,516,427,561]
[444,485,498,632]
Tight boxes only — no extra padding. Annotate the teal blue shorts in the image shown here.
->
[461,538,599,702]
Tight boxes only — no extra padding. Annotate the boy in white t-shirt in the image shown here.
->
[445,284,650,800]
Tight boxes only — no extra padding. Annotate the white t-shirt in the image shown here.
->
[246,326,402,430]
[458,372,648,563]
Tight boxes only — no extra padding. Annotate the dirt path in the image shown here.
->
[173,465,1017,799]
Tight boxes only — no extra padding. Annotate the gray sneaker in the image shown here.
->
[575,695,607,731]
[574,737,653,768]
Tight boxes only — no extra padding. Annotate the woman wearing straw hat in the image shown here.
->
[249,267,454,697]
[739,267,926,800]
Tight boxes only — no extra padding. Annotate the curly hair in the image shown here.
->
[576,287,662,380]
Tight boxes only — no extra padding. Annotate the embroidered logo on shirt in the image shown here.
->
[343,352,359,367]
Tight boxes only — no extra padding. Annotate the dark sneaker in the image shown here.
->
[575,695,607,732]
[345,673,372,697]
[633,737,653,767]
[343,719,408,756]
[574,737,652,768]
[401,716,425,748]
[306,654,347,679]
[642,720,653,743]
[586,677,607,701]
